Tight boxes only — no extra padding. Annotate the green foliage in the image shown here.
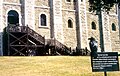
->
[88,0,120,13]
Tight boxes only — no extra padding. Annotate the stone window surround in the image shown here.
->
[6,8,21,27]
[112,23,116,31]
[3,2,21,6]
[81,0,84,2]
[66,0,71,2]
[39,12,48,28]
[40,14,47,26]
[7,10,19,25]
[91,21,96,30]
[3,2,22,26]
[67,17,74,28]
[65,0,74,3]
[68,19,73,28]
[66,0,78,3]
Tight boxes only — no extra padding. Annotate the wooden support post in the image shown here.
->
[27,25,29,56]
[7,26,10,56]
[104,72,107,76]
[8,33,10,55]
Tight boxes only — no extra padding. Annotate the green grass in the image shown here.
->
[0,56,120,76]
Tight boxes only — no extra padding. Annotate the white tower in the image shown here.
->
[102,12,112,52]
[24,0,35,29]
[77,0,88,49]
[51,0,64,43]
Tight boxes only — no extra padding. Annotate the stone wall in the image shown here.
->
[62,9,77,49]
[109,15,120,52]
[35,0,49,6]
[2,0,21,56]
[86,0,100,51]
[3,0,21,28]
[79,1,88,49]
[24,0,35,29]
[62,0,75,10]
[86,12,100,50]
[34,7,50,39]
[3,0,21,3]
[34,0,50,39]
[1,0,120,52]
[102,12,112,52]
[86,0,120,52]
[62,0,77,49]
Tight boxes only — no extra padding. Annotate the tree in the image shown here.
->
[88,0,120,13]
[88,0,120,52]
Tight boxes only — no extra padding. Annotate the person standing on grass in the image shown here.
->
[88,37,98,58]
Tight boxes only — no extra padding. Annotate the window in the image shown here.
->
[116,4,118,15]
[119,3,120,8]
[66,0,71,2]
[73,0,76,2]
[8,10,19,25]
[91,22,96,30]
[40,14,46,26]
[112,23,116,31]
[68,19,73,28]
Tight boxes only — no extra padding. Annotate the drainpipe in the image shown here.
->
[98,9,104,52]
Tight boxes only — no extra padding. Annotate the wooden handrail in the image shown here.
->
[46,38,70,50]
[7,25,27,33]
[7,25,45,45]
[27,26,45,44]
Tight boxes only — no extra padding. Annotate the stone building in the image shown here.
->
[0,0,120,55]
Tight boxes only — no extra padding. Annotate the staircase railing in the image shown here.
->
[27,26,45,44]
[46,38,71,55]
[7,25,45,45]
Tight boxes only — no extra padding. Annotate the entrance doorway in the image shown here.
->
[7,10,19,25]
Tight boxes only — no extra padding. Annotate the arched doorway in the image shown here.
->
[3,10,19,56]
[7,10,19,25]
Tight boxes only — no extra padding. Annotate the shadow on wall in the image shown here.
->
[0,31,3,56]
[2,27,8,56]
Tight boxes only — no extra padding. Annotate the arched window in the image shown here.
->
[66,0,71,2]
[91,22,96,30]
[68,19,73,28]
[8,10,19,25]
[112,23,116,31]
[40,14,46,26]
[73,0,76,2]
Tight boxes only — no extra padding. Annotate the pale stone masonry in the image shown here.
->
[0,0,120,55]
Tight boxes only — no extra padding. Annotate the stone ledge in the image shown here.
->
[34,6,50,9]
[3,2,21,6]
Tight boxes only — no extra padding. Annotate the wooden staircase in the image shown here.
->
[46,39,71,55]
[6,25,45,56]
[4,24,71,56]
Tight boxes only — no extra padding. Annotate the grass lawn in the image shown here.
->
[0,56,120,76]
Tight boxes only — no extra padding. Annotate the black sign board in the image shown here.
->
[91,52,119,72]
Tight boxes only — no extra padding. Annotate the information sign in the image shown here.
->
[91,52,119,72]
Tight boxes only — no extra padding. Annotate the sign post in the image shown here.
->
[104,71,107,76]
[91,52,119,76]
